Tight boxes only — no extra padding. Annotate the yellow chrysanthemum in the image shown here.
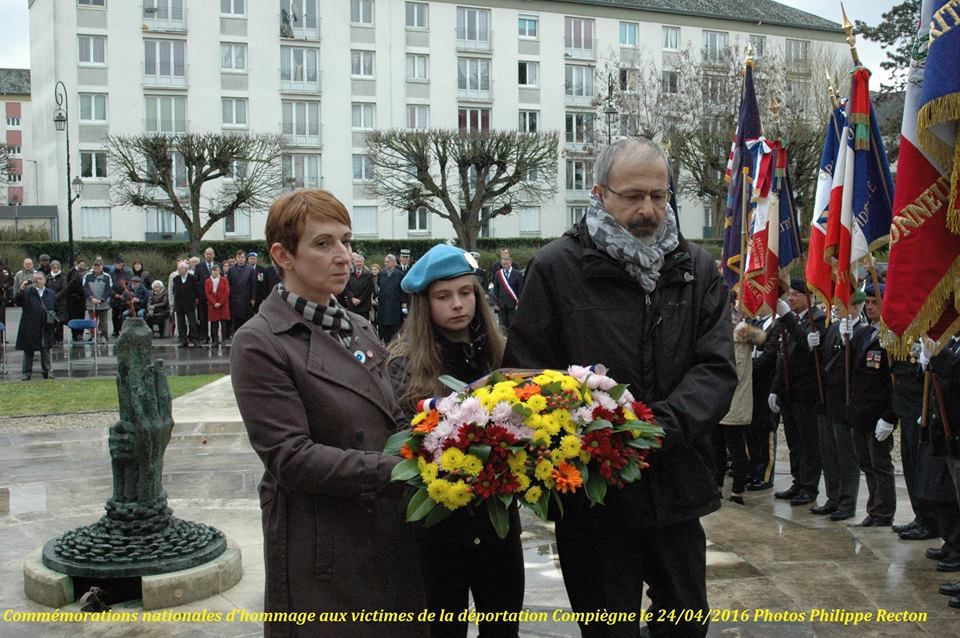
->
[461,454,483,477]
[445,480,473,509]
[420,462,439,484]
[532,428,552,446]
[427,479,449,504]
[525,394,548,413]
[556,434,582,460]
[535,460,555,481]
[439,448,465,473]
[525,413,544,429]
[555,409,571,427]
[524,485,543,503]
[516,473,531,491]
[507,449,528,473]
[541,413,562,436]
[579,450,591,464]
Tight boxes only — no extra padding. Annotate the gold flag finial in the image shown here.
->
[840,3,862,66]
[825,67,840,108]
[745,43,755,68]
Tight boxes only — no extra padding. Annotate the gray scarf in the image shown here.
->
[585,193,679,293]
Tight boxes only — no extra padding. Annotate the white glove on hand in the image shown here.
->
[768,393,780,414]
[776,299,790,318]
[807,332,821,348]
[875,418,895,442]
[839,318,854,339]
[919,339,934,370]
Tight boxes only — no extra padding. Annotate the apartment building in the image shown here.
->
[1,68,32,207]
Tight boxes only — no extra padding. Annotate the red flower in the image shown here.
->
[485,424,520,458]
[454,423,486,449]
[631,401,656,423]
[473,466,502,499]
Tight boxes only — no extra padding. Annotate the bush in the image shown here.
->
[0,225,52,242]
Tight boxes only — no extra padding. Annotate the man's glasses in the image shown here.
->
[603,186,671,207]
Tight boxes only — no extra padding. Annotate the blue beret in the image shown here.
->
[401,244,478,294]
[864,283,885,298]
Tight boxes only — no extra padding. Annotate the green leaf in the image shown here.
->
[390,458,420,482]
[585,419,613,432]
[439,375,468,393]
[538,489,551,516]
[585,471,607,506]
[608,384,627,401]
[541,381,563,395]
[627,438,660,450]
[487,498,510,539]
[524,498,546,520]
[406,488,435,522]
[579,463,589,486]
[423,502,454,527]
[469,444,492,463]
[383,430,410,456]
[620,460,641,483]
[512,403,532,417]
[499,493,514,509]
[489,370,509,385]
[551,489,565,518]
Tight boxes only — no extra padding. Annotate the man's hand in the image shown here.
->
[839,318,854,339]
[919,338,934,370]
[351,297,360,306]
[776,299,790,318]
[807,332,821,348]
[875,418,895,442]
[768,393,780,414]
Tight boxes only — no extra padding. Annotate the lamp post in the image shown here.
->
[54,81,84,268]
[604,73,618,146]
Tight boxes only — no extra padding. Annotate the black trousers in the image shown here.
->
[712,425,749,494]
[781,395,821,494]
[208,320,228,344]
[851,428,896,522]
[555,518,708,638]
[176,310,199,344]
[498,306,516,331]
[197,302,208,340]
[897,403,936,529]
[746,409,777,484]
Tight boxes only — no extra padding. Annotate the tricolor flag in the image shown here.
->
[806,105,846,312]
[721,61,763,291]
[882,0,960,356]
[763,155,803,312]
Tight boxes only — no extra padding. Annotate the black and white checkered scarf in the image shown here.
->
[278,284,353,349]
[585,193,679,293]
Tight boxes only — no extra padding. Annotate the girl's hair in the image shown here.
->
[388,276,504,413]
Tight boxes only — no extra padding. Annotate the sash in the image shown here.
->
[497,269,518,304]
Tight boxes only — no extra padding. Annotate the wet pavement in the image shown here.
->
[1,378,959,636]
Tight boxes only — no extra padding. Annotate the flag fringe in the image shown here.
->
[916,93,960,235]
[880,254,960,359]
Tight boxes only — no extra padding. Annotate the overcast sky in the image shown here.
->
[0,0,898,82]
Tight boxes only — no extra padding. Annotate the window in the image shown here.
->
[518,110,538,133]
[145,39,186,85]
[145,95,187,133]
[458,108,490,132]
[78,35,106,65]
[568,206,587,226]
[662,70,679,94]
[351,103,375,129]
[352,206,378,236]
[282,153,321,189]
[7,173,22,183]
[406,54,429,81]
[702,30,728,64]
[144,0,185,27]
[79,93,107,122]
[220,0,245,16]
[749,34,765,58]
[5,116,21,127]
[223,209,251,236]
[352,154,374,181]
[221,43,247,72]
[222,98,248,127]
[518,61,538,87]
[786,39,810,70]
[566,159,593,191]
[519,207,540,234]
[406,105,429,129]
[564,17,594,56]
[79,0,105,6]
[406,2,428,28]
[146,151,188,190]
[619,67,641,92]
[351,0,374,25]
[8,145,21,156]
[147,207,186,236]
[458,58,491,97]
[351,50,375,78]
[565,65,595,99]
[619,22,638,47]
[282,100,321,143]
[518,15,538,38]
[80,151,107,178]
[408,206,429,233]
[226,159,247,180]
[662,26,679,50]
[565,112,594,145]
[457,7,491,48]
[282,0,319,37]
[281,47,319,90]
[81,206,111,239]
[703,75,724,104]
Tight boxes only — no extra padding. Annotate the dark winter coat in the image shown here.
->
[339,267,375,317]
[65,268,87,321]
[376,268,406,329]
[194,261,215,306]
[503,220,737,529]
[845,323,896,431]
[230,292,428,638]
[773,308,827,404]
[751,317,781,431]
[229,264,256,322]
[172,273,201,314]
[45,271,70,321]
[15,285,56,352]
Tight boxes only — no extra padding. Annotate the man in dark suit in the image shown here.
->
[194,247,218,343]
[15,271,58,380]
[398,248,413,274]
[377,254,406,344]
[492,255,523,330]
[229,252,257,332]
[339,252,375,319]
[172,261,201,347]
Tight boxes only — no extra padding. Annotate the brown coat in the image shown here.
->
[720,321,767,426]
[231,292,428,638]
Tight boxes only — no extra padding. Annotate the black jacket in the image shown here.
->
[930,338,960,455]
[15,286,56,351]
[340,267,375,317]
[492,267,523,310]
[773,308,827,403]
[172,273,201,314]
[751,316,781,430]
[503,220,737,529]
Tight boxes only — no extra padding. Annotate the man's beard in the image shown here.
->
[626,218,661,243]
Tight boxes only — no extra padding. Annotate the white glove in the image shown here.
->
[875,418,895,442]
[807,332,821,348]
[768,393,780,414]
[839,318,854,339]
[776,299,790,318]
[919,339,934,370]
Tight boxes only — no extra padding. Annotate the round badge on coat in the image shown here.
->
[354,350,367,364]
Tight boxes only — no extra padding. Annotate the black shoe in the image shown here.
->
[938,561,960,572]
[950,595,960,609]
[746,480,774,491]
[939,582,960,596]
[21,374,31,381]
[850,516,892,528]
[774,486,800,500]
[728,495,745,505]
[830,510,856,521]
[810,502,839,515]
[893,519,921,534]
[42,374,54,380]
[177,341,188,348]
[790,491,817,506]
[900,526,938,541]
[928,546,949,561]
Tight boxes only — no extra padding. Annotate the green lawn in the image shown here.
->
[0,374,224,417]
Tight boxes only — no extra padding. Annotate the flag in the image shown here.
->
[740,137,774,316]
[721,61,763,291]
[806,105,846,311]
[882,0,960,356]
[918,0,960,234]
[763,156,803,312]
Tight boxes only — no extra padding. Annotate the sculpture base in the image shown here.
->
[42,515,226,578]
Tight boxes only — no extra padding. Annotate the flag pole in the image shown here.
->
[840,2,861,406]
[737,48,756,314]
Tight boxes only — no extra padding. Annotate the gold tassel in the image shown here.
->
[917,94,960,235]
[880,256,960,359]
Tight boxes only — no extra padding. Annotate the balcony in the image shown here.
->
[145,185,190,202]
[457,80,492,101]
[456,28,492,52]
[280,124,322,147]
[280,70,321,94]
[564,41,595,60]
[564,92,595,107]
[143,63,188,89]
[565,140,594,154]
[280,12,320,40]
[143,118,188,135]
[566,189,591,201]
[142,6,187,33]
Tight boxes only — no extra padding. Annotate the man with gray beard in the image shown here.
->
[504,137,736,638]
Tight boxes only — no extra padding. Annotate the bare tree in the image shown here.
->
[0,144,9,204]
[366,129,560,251]
[107,133,285,253]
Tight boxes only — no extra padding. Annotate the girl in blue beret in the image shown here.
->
[388,243,523,638]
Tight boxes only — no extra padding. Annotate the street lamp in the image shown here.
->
[54,80,81,268]
[604,73,618,146]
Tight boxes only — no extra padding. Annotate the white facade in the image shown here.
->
[28,0,847,245]
[1,73,33,207]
